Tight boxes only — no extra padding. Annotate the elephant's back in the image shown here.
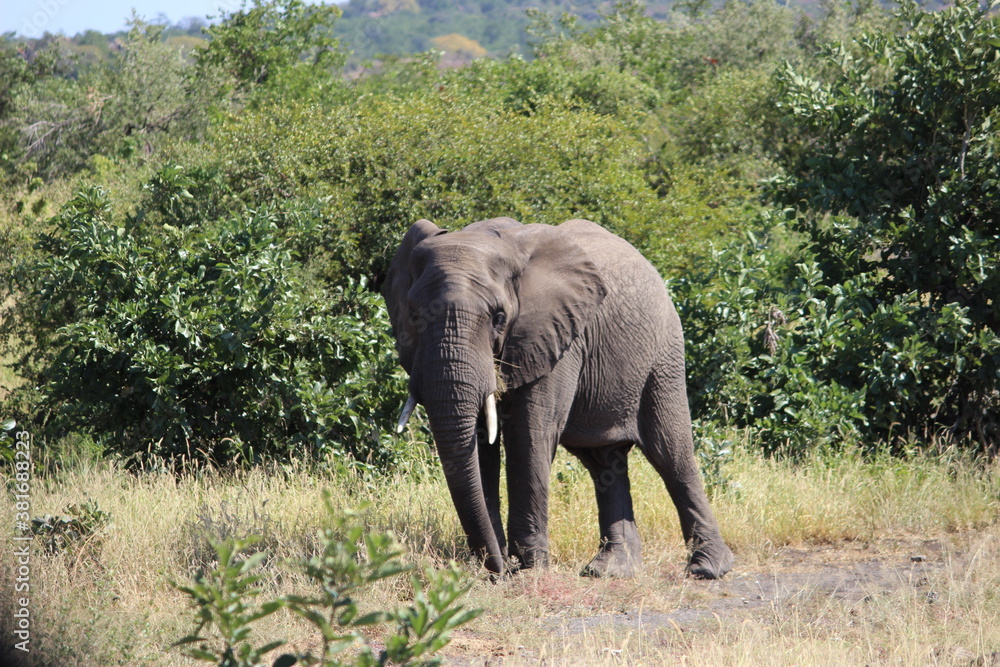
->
[557,219,672,313]
[557,219,666,289]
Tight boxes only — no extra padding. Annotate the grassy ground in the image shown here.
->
[0,444,998,666]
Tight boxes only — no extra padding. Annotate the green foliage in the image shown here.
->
[0,37,69,177]
[9,0,997,466]
[174,535,287,667]
[3,177,406,465]
[139,162,234,227]
[91,16,217,158]
[1,17,221,182]
[658,68,796,178]
[449,55,660,118]
[677,213,996,455]
[773,0,1000,449]
[219,93,676,280]
[675,226,867,455]
[174,500,481,667]
[527,0,821,105]
[526,1,679,96]
[671,0,805,79]
[198,0,344,100]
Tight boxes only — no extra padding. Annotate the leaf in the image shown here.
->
[186,648,219,661]
[257,640,287,655]
[248,600,285,622]
[353,611,390,626]
[172,634,208,647]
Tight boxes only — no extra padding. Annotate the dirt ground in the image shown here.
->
[440,535,1000,665]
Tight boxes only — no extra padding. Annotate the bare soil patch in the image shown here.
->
[651,538,948,630]
[443,533,1000,665]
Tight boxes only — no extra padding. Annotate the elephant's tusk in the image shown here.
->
[485,393,498,444]
[396,394,417,434]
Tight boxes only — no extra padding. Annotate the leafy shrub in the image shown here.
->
[3,18,222,183]
[450,56,660,117]
[667,0,805,83]
[773,0,1000,450]
[657,68,797,180]
[675,225,866,455]
[676,215,996,455]
[174,500,481,667]
[196,0,345,105]
[218,93,679,281]
[0,38,71,181]
[525,1,683,100]
[3,179,406,465]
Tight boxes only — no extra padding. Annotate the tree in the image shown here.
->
[774,0,1000,449]
[0,36,70,178]
[94,16,218,156]
[2,17,221,181]
[2,176,407,465]
[198,0,343,93]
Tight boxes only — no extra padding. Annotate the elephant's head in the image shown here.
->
[383,218,606,573]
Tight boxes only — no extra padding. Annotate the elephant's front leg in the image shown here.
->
[504,428,558,569]
[501,363,578,570]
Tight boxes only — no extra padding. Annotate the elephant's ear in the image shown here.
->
[500,224,607,389]
[383,219,447,373]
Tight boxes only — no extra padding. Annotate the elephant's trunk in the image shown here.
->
[417,315,504,573]
[423,396,505,573]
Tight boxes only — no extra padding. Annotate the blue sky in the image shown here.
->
[3,0,336,38]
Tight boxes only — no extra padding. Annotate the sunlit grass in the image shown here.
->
[0,441,997,665]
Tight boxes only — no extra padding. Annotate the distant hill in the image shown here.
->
[334,0,675,61]
[13,0,948,71]
[332,0,885,62]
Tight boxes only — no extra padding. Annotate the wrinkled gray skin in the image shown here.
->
[383,217,734,579]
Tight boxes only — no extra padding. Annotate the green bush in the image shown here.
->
[525,1,683,100]
[449,56,660,117]
[773,0,1000,450]
[675,225,867,455]
[676,215,995,455]
[2,18,223,183]
[197,0,345,106]
[0,37,70,180]
[218,93,680,281]
[3,179,406,465]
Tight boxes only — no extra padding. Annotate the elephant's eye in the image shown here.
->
[492,310,507,331]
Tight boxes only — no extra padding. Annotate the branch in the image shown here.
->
[959,103,972,182]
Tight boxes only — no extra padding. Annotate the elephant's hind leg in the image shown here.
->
[638,361,734,580]
[570,444,643,578]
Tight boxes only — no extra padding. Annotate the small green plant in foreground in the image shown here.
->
[173,496,481,667]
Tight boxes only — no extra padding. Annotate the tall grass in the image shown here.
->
[1,442,997,665]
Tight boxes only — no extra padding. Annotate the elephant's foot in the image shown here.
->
[581,540,643,578]
[511,540,550,571]
[686,539,734,580]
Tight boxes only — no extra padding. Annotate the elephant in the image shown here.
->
[383,217,734,580]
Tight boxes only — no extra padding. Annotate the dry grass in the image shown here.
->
[0,445,998,666]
